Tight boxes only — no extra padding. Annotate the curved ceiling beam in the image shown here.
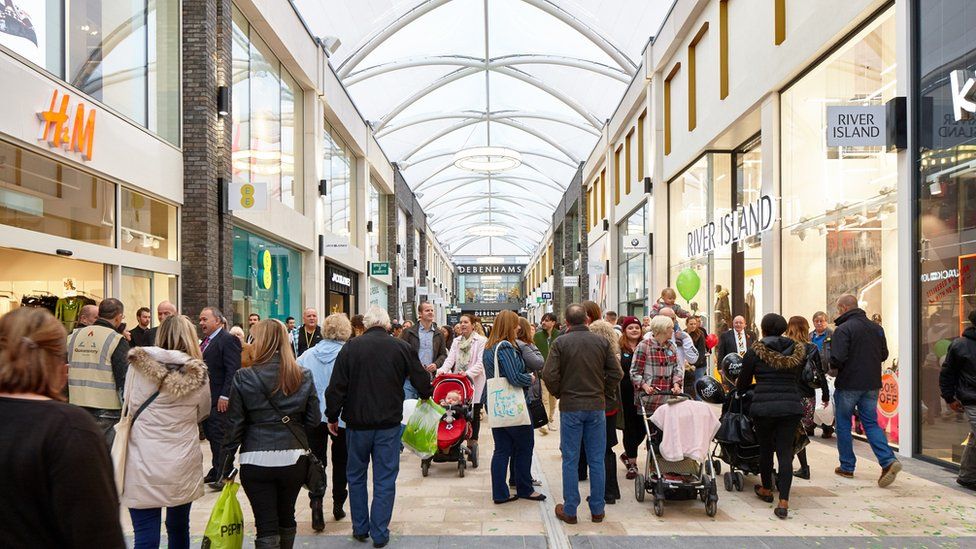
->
[336,0,452,78]
[422,193,557,211]
[412,157,566,190]
[398,117,481,163]
[490,117,579,164]
[446,234,537,255]
[417,175,566,195]
[346,54,629,86]
[398,115,577,164]
[377,109,599,139]
[422,178,566,212]
[429,208,550,227]
[400,148,576,171]
[336,0,636,78]
[436,221,545,240]
[375,65,601,131]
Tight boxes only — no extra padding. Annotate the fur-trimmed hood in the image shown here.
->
[127,346,209,398]
[752,336,806,370]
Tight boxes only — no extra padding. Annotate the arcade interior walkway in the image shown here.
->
[121,413,976,548]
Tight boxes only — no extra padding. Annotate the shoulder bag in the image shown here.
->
[485,341,533,428]
[256,375,326,495]
[111,372,168,496]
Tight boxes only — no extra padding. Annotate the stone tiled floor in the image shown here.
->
[121,414,976,546]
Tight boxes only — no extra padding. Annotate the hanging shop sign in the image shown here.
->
[446,313,461,326]
[687,195,775,259]
[37,89,96,161]
[950,69,976,121]
[456,264,525,275]
[541,292,552,300]
[826,105,887,147]
[256,250,273,290]
[402,277,415,288]
[622,234,649,255]
[370,262,390,276]
[416,286,429,296]
[229,182,269,211]
[321,234,350,254]
[588,261,606,275]
[331,272,351,287]
[563,275,579,288]
[328,264,354,295]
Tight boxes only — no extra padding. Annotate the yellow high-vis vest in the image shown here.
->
[67,324,123,410]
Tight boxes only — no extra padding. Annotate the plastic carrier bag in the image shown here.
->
[401,399,445,459]
[201,481,245,549]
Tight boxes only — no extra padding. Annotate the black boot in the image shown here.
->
[254,535,280,549]
[279,527,296,549]
[793,466,811,480]
[821,425,834,439]
[333,502,346,521]
[311,498,326,532]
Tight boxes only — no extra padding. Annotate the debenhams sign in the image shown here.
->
[457,264,525,275]
[687,195,774,258]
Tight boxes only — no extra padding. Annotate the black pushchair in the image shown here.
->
[711,386,760,492]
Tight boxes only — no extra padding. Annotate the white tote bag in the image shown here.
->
[485,341,531,428]
[110,373,135,496]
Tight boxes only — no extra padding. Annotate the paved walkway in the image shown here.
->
[122,414,976,547]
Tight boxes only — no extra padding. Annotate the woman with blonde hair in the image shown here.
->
[297,313,353,530]
[222,319,319,549]
[484,310,546,504]
[124,315,211,549]
[0,308,125,548]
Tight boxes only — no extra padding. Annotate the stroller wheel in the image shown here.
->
[712,460,722,476]
[421,459,430,477]
[653,499,664,517]
[723,472,733,492]
[634,474,645,502]
[705,499,717,517]
[733,472,744,492]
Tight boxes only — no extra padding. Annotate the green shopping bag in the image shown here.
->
[201,481,245,549]
[402,399,445,459]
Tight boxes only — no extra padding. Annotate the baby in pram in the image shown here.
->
[440,390,464,422]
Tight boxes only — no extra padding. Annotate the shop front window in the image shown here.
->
[120,188,177,260]
[232,227,302,328]
[0,139,115,247]
[736,139,763,335]
[668,153,733,334]
[120,267,176,326]
[324,125,356,242]
[231,7,304,211]
[367,181,386,262]
[0,0,182,144]
[781,8,898,444]
[617,201,651,316]
[917,0,976,464]
[0,247,104,329]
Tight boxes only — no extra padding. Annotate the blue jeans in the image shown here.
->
[560,410,606,517]
[491,425,535,501]
[347,426,401,545]
[834,389,896,472]
[129,503,191,549]
[403,380,420,401]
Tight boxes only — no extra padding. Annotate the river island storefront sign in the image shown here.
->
[687,195,774,258]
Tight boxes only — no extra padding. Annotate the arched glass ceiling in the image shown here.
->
[294,0,674,258]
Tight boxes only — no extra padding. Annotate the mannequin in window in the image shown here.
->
[745,278,757,335]
[714,285,731,334]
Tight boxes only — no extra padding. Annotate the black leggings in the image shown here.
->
[619,379,645,459]
[605,413,620,499]
[472,403,483,441]
[240,458,307,539]
[754,415,800,501]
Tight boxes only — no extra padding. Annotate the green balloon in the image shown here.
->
[934,338,951,358]
[675,269,701,302]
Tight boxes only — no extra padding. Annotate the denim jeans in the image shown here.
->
[347,426,401,545]
[403,380,420,401]
[492,425,535,501]
[959,405,976,485]
[560,410,606,517]
[834,389,896,472]
[129,503,191,549]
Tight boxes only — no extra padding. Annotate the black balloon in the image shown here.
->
[721,353,743,382]
[696,376,726,404]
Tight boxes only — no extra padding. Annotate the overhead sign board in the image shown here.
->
[826,105,886,147]
[229,182,269,211]
[563,276,579,288]
[370,262,390,276]
[687,195,775,259]
[541,292,552,300]
[456,264,525,275]
[38,89,96,161]
[622,234,649,255]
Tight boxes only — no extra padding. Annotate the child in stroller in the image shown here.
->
[421,374,475,477]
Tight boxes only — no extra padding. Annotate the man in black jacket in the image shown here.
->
[830,294,900,487]
[399,301,447,399]
[326,306,431,548]
[199,306,242,487]
[941,309,976,489]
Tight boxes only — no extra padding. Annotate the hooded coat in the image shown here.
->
[122,347,211,509]
[737,336,806,418]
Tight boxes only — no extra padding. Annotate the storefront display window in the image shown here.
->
[232,227,302,327]
[231,6,304,211]
[0,139,115,247]
[668,153,733,333]
[0,248,103,330]
[120,188,177,260]
[917,0,976,464]
[617,201,651,316]
[324,124,356,241]
[120,268,176,326]
[736,139,762,335]
[367,181,386,262]
[326,263,355,314]
[781,8,898,444]
[0,0,182,144]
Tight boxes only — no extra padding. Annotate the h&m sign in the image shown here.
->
[687,195,774,258]
[37,90,96,161]
[457,264,525,275]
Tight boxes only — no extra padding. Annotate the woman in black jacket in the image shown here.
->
[222,319,320,549]
[617,316,645,480]
[737,313,806,519]
[685,316,709,395]
[785,316,829,480]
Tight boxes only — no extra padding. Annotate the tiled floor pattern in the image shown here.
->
[121,414,976,546]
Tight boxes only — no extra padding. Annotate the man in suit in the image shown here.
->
[399,301,447,400]
[716,315,755,367]
[199,306,242,487]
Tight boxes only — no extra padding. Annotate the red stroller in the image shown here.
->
[421,374,475,477]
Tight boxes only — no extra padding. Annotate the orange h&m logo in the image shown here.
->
[37,90,96,161]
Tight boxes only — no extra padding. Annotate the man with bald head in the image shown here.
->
[830,294,901,487]
[144,300,178,346]
[75,304,99,329]
[291,307,322,358]
[715,314,755,368]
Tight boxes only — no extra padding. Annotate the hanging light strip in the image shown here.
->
[453,146,522,173]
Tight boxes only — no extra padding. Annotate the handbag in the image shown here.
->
[485,341,532,428]
[256,377,326,495]
[111,372,166,496]
[528,396,548,429]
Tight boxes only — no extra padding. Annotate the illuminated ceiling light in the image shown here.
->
[470,224,508,237]
[453,147,522,173]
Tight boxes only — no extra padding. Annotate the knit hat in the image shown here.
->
[619,316,641,329]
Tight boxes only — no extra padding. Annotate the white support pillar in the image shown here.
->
[760,93,781,317]
[895,0,914,458]
[307,94,325,315]
[650,76,668,293]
